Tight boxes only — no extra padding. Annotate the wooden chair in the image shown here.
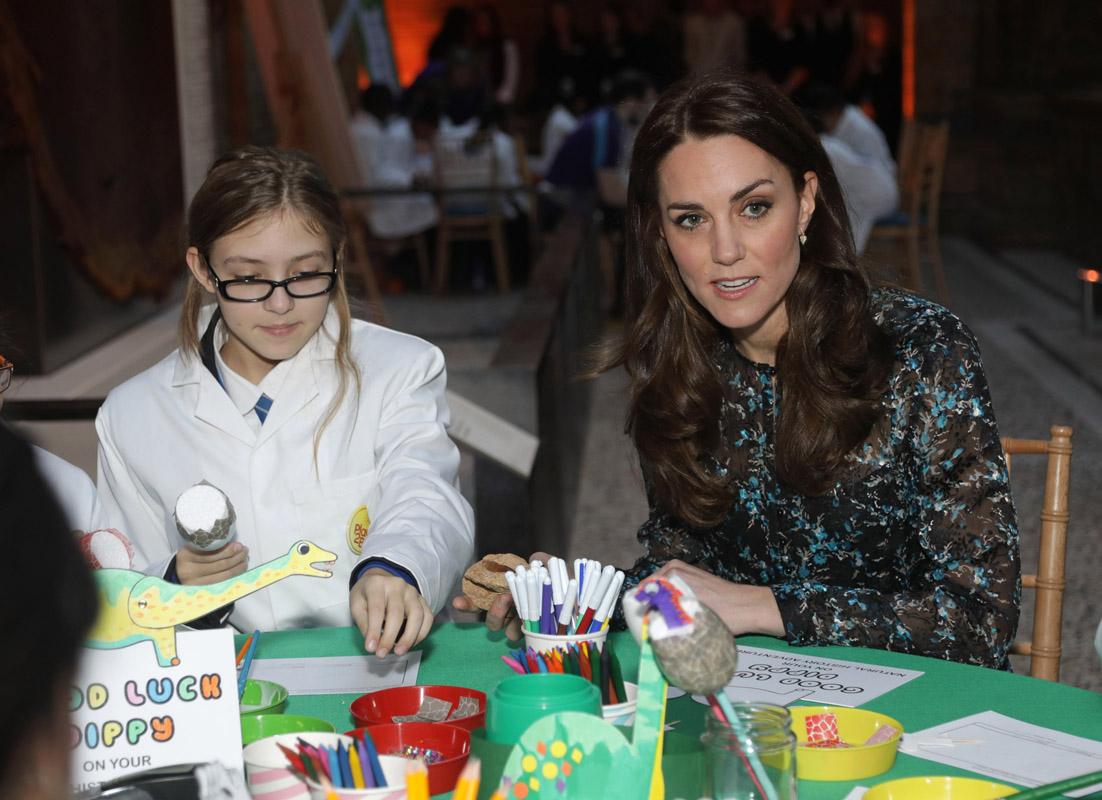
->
[1004,425,1073,681]
[432,135,511,294]
[340,200,387,323]
[870,119,950,304]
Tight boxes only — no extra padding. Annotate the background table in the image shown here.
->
[241,624,1102,799]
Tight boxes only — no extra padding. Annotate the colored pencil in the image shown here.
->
[357,737,376,788]
[406,758,430,800]
[360,728,386,787]
[501,654,526,674]
[235,633,253,666]
[236,629,261,700]
[338,742,354,788]
[1002,771,1102,800]
[608,639,627,704]
[348,744,365,789]
[453,758,481,800]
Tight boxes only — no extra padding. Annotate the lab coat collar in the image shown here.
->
[171,303,343,447]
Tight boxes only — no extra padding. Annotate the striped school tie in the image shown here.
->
[253,393,273,425]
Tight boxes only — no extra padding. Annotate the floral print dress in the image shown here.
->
[622,289,1020,669]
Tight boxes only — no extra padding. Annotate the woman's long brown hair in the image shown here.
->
[602,73,893,527]
[179,147,361,462]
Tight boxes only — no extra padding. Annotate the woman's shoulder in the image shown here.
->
[872,287,979,357]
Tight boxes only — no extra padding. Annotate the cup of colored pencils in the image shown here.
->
[501,636,632,710]
[506,556,625,654]
[278,730,405,798]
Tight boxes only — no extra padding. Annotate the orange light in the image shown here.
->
[1078,269,1101,284]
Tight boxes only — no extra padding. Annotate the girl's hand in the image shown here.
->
[652,559,785,637]
[175,542,249,585]
[350,569,433,658]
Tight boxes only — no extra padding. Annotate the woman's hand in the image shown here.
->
[175,542,249,585]
[653,559,785,637]
[350,569,433,657]
[449,550,551,642]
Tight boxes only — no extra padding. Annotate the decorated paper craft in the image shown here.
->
[450,695,481,720]
[78,528,135,569]
[87,540,336,666]
[805,712,841,745]
[174,481,237,552]
[392,695,453,723]
[864,724,901,745]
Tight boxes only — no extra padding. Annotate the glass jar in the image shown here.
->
[700,702,797,800]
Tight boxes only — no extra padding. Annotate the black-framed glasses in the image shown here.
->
[0,356,12,393]
[205,256,340,303]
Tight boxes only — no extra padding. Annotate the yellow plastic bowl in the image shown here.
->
[789,705,903,781]
[865,776,1019,799]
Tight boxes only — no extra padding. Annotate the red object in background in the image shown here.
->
[350,685,487,732]
[345,721,470,795]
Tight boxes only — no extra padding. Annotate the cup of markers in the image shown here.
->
[505,556,625,655]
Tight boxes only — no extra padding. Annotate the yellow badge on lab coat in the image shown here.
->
[347,505,371,554]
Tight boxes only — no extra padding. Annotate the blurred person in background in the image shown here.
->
[800,83,897,254]
[747,0,811,96]
[349,84,438,246]
[472,5,519,109]
[683,0,747,76]
[535,0,596,115]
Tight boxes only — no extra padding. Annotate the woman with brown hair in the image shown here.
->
[465,73,1019,669]
[97,147,474,657]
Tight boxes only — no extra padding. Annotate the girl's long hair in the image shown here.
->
[604,72,893,527]
[179,146,361,461]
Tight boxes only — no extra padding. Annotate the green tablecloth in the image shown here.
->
[240,624,1102,798]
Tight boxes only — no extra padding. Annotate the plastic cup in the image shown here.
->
[240,678,289,716]
[486,673,601,744]
[601,681,638,726]
[524,627,608,655]
[243,732,355,800]
[302,754,408,799]
[241,714,336,747]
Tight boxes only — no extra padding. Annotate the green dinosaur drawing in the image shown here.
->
[87,540,337,667]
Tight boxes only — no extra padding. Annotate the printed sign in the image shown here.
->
[70,628,242,793]
[692,646,924,708]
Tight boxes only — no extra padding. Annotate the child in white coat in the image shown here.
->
[96,147,475,657]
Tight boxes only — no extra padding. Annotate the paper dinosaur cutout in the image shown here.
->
[86,540,337,666]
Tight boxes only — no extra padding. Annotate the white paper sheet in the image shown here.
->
[249,652,421,695]
[691,646,923,708]
[841,788,868,800]
[902,711,1102,796]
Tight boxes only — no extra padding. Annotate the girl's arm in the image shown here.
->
[772,319,1020,668]
[95,405,176,578]
[353,342,475,614]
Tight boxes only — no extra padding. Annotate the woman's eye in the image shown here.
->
[743,201,772,219]
[232,274,261,281]
[675,213,704,230]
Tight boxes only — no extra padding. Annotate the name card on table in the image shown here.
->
[70,628,243,793]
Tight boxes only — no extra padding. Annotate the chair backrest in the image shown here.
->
[433,134,501,218]
[905,120,950,227]
[1005,425,1073,681]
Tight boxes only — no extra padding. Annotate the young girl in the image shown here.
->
[97,147,474,657]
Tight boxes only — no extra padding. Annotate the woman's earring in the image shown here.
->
[799,232,808,246]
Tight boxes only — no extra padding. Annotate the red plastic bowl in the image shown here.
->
[346,722,470,796]
[350,685,487,732]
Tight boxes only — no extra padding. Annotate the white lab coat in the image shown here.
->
[31,444,106,533]
[95,307,475,631]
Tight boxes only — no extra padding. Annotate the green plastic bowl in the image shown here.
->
[487,674,600,744]
[240,714,335,746]
[239,678,288,716]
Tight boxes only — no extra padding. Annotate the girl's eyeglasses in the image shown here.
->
[203,254,340,303]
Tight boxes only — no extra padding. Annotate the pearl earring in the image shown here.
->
[799,232,808,246]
